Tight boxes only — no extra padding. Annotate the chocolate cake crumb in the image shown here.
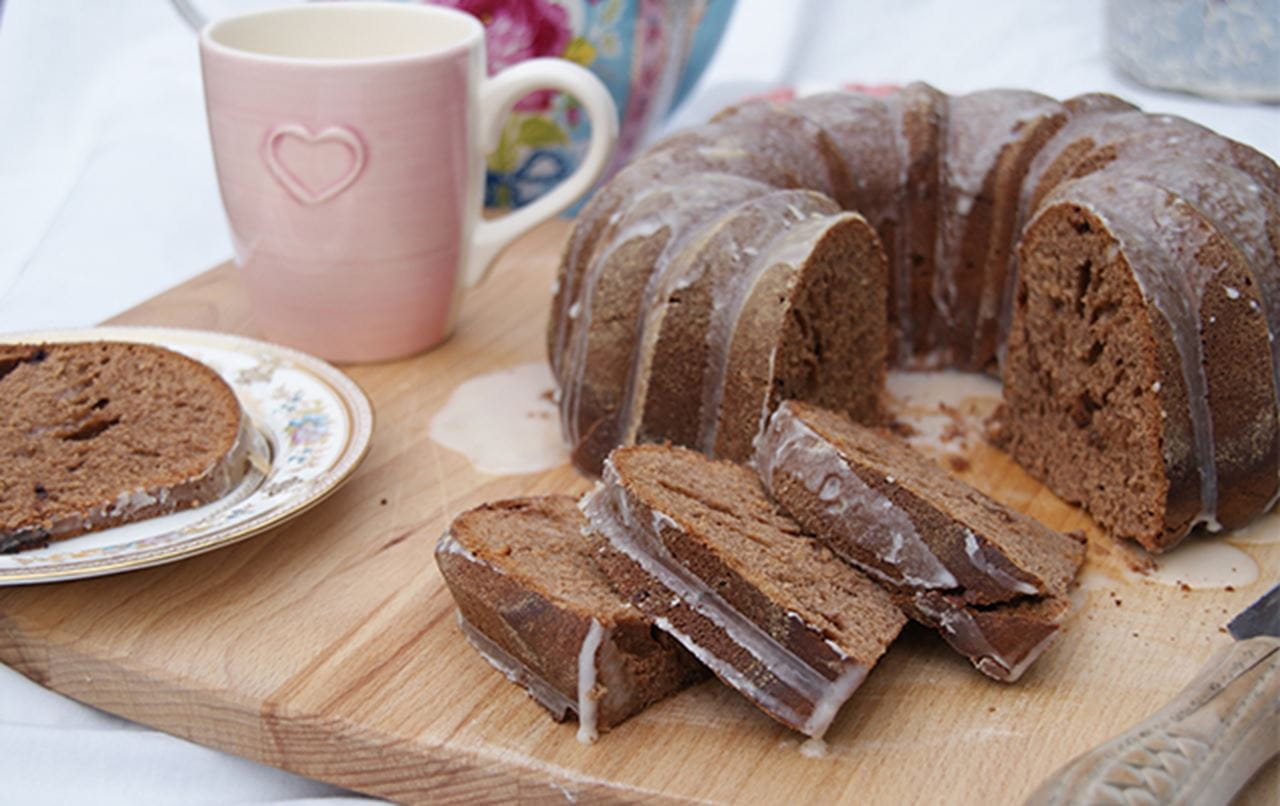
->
[435,495,706,737]
[756,401,1085,683]
[586,444,904,738]
[889,419,918,438]
[1,341,247,551]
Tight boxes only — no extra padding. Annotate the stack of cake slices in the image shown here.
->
[436,404,1085,743]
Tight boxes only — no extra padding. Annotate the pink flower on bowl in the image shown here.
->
[433,0,572,111]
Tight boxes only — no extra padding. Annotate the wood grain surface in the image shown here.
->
[0,218,1276,804]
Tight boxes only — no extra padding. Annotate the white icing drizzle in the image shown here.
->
[802,664,868,739]
[651,613,802,725]
[575,619,606,744]
[1133,540,1259,590]
[429,362,566,476]
[940,91,1062,355]
[1116,160,1280,512]
[581,466,868,739]
[107,487,164,519]
[799,738,829,758]
[930,95,952,342]
[1225,510,1280,545]
[962,530,1038,596]
[445,540,633,743]
[754,402,958,589]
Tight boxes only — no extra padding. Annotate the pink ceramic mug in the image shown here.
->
[200,2,617,362]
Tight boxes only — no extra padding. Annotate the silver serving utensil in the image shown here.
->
[1026,583,1279,806]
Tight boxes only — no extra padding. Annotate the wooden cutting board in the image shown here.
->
[0,218,1275,804]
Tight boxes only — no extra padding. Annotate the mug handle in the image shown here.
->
[465,58,618,287]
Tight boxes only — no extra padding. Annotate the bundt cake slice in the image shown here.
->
[938,90,1068,371]
[1021,110,1280,218]
[883,81,947,365]
[710,210,888,462]
[788,91,905,349]
[1002,168,1277,548]
[628,189,842,453]
[584,444,905,739]
[755,401,1084,681]
[709,99,857,208]
[650,108,847,203]
[0,341,253,552]
[558,174,773,474]
[435,496,707,742]
[550,152,802,380]
[1110,160,1280,524]
[992,92,1139,359]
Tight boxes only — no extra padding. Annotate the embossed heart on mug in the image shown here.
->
[265,124,367,205]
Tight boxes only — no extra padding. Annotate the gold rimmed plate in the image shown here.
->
[0,326,374,584]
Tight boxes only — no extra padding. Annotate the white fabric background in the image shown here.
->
[0,0,1276,802]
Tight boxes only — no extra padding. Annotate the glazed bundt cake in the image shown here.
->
[549,82,1279,552]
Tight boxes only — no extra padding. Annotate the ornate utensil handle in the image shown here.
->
[1026,636,1279,806]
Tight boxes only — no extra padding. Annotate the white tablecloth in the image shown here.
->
[0,1,1276,802]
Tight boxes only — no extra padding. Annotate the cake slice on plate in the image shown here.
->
[435,495,706,742]
[755,400,1085,682]
[0,341,255,552]
[582,444,905,740]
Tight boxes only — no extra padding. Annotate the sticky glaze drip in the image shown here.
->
[1115,160,1280,510]
[963,530,1038,596]
[581,464,868,739]
[1134,540,1260,590]
[435,529,485,565]
[754,402,958,589]
[576,619,607,744]
[429,362,566,476]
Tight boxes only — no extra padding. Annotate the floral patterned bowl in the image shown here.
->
[427,0,738,208]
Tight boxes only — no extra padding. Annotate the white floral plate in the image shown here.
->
[0,326,374,584]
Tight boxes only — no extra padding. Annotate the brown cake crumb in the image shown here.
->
[435,495,706,737]
[1,341,248,552]
[889,419,919,438]
[756,401,1085,682]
